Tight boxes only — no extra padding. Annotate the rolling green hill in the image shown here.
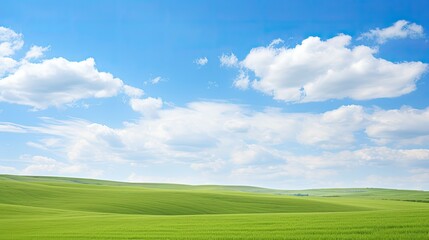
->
[1,174,428,239]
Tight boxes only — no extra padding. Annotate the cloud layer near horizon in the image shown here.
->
[2,101,429,188]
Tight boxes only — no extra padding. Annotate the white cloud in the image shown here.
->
[231,156,429,189]
[366,106,429,145]
[21,155,78,175]
[294,147,429,167]
[236,35,427,102]
[231,144,285,165]
[230,164,338,188]
[0,26,145,110]
[18,103,429,174]
[233,70,250,90]
[296,105,365,148]
[7,101,429,188]
[0,57,124,109]
[150,76,162,85]
[269,38,284,47]
[195,57,208,66]
[360,20,424,44]
[129,97,163,116]
[127,172,198,184]
[18,155,103,178]
[0,26,23,57]
[123,85,144,98]
[27,138,61,150]
[29,119,126,163]
[24,45,49,60]
[0,122,26,133]
[0,165,17,174]
[354,147,429,163]
[356,168,429,190]
[23,102,365,168]
[220,53,238,67]
[0,56,18,77]
[190,160,225,172]
[231,146,429,184]
[0,27,23,77]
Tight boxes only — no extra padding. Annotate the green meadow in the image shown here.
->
[1,175,428,239]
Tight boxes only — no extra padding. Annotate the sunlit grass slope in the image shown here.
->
[3,174,428,201]
[0,175,365,215]
[1,174,428,239]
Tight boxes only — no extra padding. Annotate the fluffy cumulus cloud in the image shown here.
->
[237,34,427,102]
[0,58,124,109]
[0,26,142,109]
[360,20,424,44]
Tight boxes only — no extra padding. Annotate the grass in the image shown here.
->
[1,174,428,239]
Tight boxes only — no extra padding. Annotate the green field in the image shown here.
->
[1,175,428,239]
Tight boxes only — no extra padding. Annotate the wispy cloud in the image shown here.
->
[150,76,162,84]
[360,20,424,44]
[0,122,27,133]
[143,76,163,85]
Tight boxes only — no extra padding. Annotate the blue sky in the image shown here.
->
[1,0,429,189]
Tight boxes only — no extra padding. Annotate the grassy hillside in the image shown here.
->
[0,175,367,215]
[2,174,428,200]
[1,174,428,239]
